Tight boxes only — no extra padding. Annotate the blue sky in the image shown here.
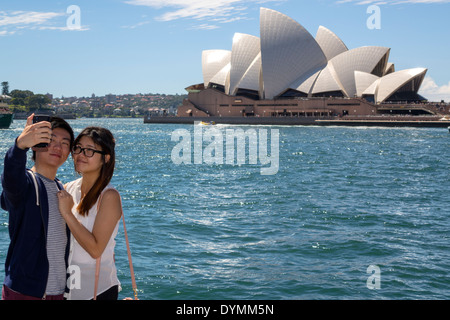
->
[1,0,449,101]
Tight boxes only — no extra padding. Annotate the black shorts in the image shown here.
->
[93,285,119,300]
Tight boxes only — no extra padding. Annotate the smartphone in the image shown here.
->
[32,115,52,148]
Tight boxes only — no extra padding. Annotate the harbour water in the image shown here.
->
[1,118,449,300]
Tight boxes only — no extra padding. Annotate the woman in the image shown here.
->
[57,127,122,300]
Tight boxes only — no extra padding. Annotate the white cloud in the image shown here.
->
[122,20,152,29]
[0,30,15,36]
[0,10,88,34]
[419,76,450,102]
[125,0,243,21]
[336,0,450,4]
[124,0,282,27]
[0,11,63,27]
[190,23,221,30]
[38,25,90,31]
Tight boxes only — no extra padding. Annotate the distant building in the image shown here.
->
[91,99,101,109]
[106,94,117,104]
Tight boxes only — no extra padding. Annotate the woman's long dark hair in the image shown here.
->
[74,127,115,216]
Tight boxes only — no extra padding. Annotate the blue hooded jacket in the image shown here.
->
[1,141,71,298]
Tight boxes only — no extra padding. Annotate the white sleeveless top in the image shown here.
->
[64,178,120,300]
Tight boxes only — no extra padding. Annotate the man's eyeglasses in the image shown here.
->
[72,146,106,158]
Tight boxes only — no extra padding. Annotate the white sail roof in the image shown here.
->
[235,53,262,93]
[315,26,348,61]
[295,70,321,95]
[384,63,395,76]
[329,46,390,97]
[311,62,343,95]
[355,71,380,97]
[209,63,231,87]
[202,50,231,87]
[228,33,261,95]
[375,68,427,103]
[260,7,327,99]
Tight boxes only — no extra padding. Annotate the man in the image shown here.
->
[1,114,74,300]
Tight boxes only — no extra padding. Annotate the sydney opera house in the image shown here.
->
[166,8,449,125]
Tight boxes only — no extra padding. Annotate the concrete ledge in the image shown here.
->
[144,116,450,128]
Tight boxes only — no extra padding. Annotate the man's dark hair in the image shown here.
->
[32,116,75,161]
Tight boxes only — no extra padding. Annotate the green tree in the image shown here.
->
[1,81,9,95]
[10,89,34,107]
[25,94,51,110]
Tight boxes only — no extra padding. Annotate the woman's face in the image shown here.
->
[73,136,105,175]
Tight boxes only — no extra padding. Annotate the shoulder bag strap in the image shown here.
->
[93,189,138,300]
[93,192,102,300]
[120,198,139,300]
[94,258,101,300]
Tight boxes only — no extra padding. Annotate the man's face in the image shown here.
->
[34,127,72,168]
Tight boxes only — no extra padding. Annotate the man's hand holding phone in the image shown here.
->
[16,114,52,150]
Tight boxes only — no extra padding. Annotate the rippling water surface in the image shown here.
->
[1,118,449,299]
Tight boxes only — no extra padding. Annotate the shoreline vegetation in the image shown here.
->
[2,83,186,119]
